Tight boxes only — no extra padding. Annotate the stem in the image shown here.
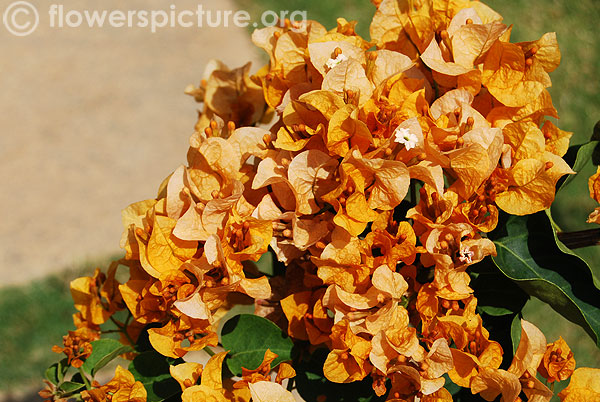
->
[109,316,135,346]
[109,315,124,329]
[124,311,132,327]
[205,346,216,357]
[78,366,92,390]
[557,228,600,249]
[122,330,135,347]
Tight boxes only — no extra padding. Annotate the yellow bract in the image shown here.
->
[54,1,591,401]
[81,366,146,402]
[558,368,600,402]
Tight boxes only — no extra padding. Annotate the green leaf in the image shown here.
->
[45,358,68,385]
[489,211,600,347]
[560,141,599,190]
[510,315,522,356]
[244,249,285,278]
[58,381,85,394]
[471,261,529,316]
[216,303,255,337]
[129,351,181,402]
[545,210,600,289]
[220,314,294,376]
[82,338,132,377]
[45,363,59,385]
[254,251,275,277]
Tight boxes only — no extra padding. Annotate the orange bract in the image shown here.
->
[538,337,576,383]
[558,368,600,402]
[52,327,99,368]
[81,366,147,402]
[49,0,594,401]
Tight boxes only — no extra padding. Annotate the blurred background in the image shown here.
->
[0,0,598,400]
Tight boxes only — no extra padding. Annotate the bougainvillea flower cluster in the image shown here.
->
[43,0,600,401]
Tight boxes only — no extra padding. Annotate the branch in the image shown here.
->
[557,228,600,249]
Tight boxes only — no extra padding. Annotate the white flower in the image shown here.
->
[393,127,419,150]
[458,248,475,264]
[325,53,348,70]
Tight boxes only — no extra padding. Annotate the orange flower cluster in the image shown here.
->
[81,366,147,402]
[48,0,600,401]
[51,327,99,368]
[587,166,600,223]
[178,350,296,402]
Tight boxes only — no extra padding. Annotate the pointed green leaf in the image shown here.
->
[128,351,181,402]
[510,315,522,355]
[82,338,133,377]
[546,210,600,289]
[45,358,68,385]
[471,261,529,316]
[254,251,275,277]
[220,314,294,376]
[45,363,59,385]
[560,141,599,190]
[58,381,85,394]
[490,211,600,347]
[216,303,255,337]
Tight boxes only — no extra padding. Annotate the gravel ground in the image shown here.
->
[0,0,261,287]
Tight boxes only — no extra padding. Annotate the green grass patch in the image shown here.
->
[0,257,117,391]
